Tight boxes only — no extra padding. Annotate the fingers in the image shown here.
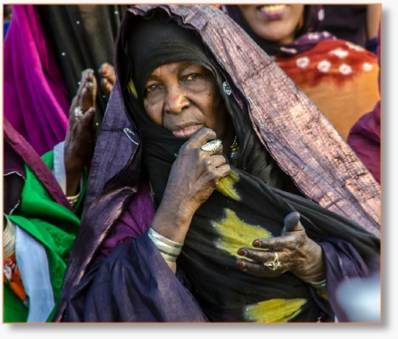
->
[252,233,297,252]
[81,107,96,128]
[80,75,96,112]
[236,257,282,278]
[99,63,116,99]
[69,69,96,119]
[181,128,217,151]
[238,247,276,264]
[98,63,115,84]
[284,212,301,232]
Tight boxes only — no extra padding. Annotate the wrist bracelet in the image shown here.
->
[309,279,326,289]
[3,215,16,258]
[67,192,80,207]
[148,227,183,262]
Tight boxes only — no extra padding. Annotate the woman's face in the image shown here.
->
[238,4,305,43]
[143,62,229,139]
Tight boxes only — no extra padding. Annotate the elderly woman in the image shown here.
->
[224,5,380,142]
[54,5,380,323]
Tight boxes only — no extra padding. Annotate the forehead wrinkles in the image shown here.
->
[150,63,180,79]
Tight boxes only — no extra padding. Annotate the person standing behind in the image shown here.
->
[224,5,380,141]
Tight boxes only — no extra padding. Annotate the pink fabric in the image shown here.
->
[4,5,70,156]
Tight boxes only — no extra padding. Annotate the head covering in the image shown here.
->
[223,5,333,57]
[127,14,213,103]
[121,10,299,198]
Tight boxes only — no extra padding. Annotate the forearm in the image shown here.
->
[149,198,197,273]
[64,160,84,197]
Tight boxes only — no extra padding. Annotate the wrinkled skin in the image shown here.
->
[64,69,97,196]
[236,212,325,283]
[142,61,324,282]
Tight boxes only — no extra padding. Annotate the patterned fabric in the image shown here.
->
[275,39,380,140]
[4,253,29,307]
[224,5,380,141]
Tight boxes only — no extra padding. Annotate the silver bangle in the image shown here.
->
[3,215,16,258]
[148,227,183,262]
[309,279,326,289]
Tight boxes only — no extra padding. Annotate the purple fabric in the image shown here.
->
[4,137,26,214]
[347,102,381,183]
[347,28,381,183]
[96,180,155,260]
[3,118,73,211]
[319,237,379,322]
[4,5,69,156]
[62,233,208,322]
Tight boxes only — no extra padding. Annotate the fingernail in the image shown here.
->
[253,240,260,247]
[237,260,244,267]
[238,249,246,256]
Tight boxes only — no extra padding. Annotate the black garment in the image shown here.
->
[37,5,129,124]
[319,5,367,47]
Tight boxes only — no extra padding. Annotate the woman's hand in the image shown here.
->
[151,127,231,244]
[98,63,116,99]
[236,212,325,283]
[64,69,97,196]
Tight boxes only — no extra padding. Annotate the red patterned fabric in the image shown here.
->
[275,39,380,140]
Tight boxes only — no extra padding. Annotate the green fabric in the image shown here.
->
[4,149,84,323]
[3,283,28,323]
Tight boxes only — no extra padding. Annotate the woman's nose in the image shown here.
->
[164,86,190,114]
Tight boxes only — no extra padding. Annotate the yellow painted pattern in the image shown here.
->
[216,169,241,201]
[212,209,272,259]
[244,298,307,323]
[128,79,138,98]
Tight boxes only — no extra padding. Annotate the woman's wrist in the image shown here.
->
[296,240,326,284]
[64,152,85,196]
[151,200,194,244]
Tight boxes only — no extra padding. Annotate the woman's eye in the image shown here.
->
[147,85,158,92]
[185,73,198,81]
[145,84,161,95]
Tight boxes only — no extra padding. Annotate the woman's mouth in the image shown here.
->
[171,124,203,138]
[257,5,287,19]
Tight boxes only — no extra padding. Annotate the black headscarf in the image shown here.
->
[120,10,300,197]
[127,15,214,104]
